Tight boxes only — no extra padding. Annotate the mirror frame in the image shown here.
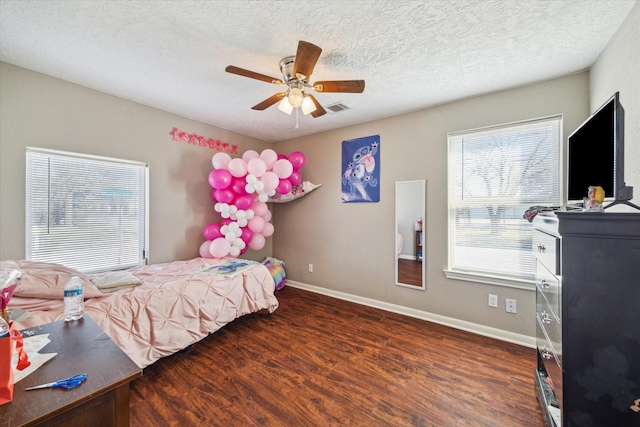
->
[395,179,426,290]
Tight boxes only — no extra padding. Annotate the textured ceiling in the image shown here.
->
[0,0,636,142]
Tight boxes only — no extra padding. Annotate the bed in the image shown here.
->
[2,257,279,368]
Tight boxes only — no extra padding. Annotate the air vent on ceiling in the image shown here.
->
[325,102,351,113]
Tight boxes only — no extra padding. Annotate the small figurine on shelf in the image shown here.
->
[583,186,605,212]
[414,218,423,231]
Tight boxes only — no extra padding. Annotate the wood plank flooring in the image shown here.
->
[129,286,544,426]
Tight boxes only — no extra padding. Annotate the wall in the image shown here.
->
[590,1,640,205]
[273,73,591,341]
[0,62,272,264]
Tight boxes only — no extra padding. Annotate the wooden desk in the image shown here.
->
[0,315,142,427]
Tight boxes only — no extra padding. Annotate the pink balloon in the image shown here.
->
[210,188,217,200]
[240,246,249,256]
[203,223,222,240]
[273,159,293,179]
[289,170,301,186]
[214,188,235,204]
[288,151,306,170]
[221,217,232,226]
[240,227,253,244]
[227,158,248,178]
[262,222,274,237]
[212,152,232,170]
[247,158,267,177]
[234,194,254,211]
[209,169,232,189]
[242,150,260,162]
[260,171,279,191]
[210,238,231,258]
[276,178,292,195]
[248,216,265,233]
[260,149,278,170]
[249,233,265,250]
[277,154,288,160]
[263,209,272,223]
[231,176,248,195]
[199,240,213,258]
[251,201,268,217]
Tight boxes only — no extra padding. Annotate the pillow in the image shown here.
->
[261,257,286,290]
[0,260,102,299]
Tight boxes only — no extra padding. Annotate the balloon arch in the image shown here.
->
[199,149,306,259]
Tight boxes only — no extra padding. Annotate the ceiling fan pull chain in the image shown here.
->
[295,107,299,129]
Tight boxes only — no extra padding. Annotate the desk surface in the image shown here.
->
[0,315,142,427]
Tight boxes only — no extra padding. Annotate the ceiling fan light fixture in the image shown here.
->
[301,95,317,115]
[277,97,293,115]
[288,87,304,108]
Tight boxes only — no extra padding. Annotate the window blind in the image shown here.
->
[447,116,562,283]
[26,148,148,273]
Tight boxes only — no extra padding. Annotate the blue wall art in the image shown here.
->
[341,135,380,203]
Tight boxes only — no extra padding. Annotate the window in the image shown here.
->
[446,116,562,289]
[26,148,148,273]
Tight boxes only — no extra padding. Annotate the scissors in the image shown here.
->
[25,373,87,391]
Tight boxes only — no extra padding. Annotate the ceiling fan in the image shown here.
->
[225,41,365,119]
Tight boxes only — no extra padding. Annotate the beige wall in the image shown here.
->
[0,62,272,263]
[590,2,640,201]
[273,73,590,338]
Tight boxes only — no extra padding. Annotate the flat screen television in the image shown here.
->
[567,92,636,209]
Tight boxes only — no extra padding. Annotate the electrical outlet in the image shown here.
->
[488,294,498,308]
[506,298,517,313]
[308,264,313,273]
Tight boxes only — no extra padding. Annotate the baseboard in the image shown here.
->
[285,280,536,349]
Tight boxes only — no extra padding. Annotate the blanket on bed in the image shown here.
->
[3,258,279,368]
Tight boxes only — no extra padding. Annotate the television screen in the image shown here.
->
[566,97,617,202]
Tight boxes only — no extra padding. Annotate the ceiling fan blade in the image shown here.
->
[292,41,322,81]
[225,66,283,85]
[307,94,327,118]
[251,93,286,110]
[313,80,365,93]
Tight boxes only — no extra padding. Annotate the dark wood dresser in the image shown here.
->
[533,211,640,426]
[0,315,142,427]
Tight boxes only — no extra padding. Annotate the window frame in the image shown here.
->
[445,115,563,290]
[25,147,149,273]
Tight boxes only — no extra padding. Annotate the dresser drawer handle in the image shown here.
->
[542,311,553,324]
[537,244,546,253]
[540,279,550,288]
[541,348,553,359]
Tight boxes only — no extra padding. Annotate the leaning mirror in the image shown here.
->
[395,180,426,290]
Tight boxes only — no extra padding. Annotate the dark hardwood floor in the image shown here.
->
[130,286,544,426]
[397,258,423,287]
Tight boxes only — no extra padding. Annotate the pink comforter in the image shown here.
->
[8,258,279,368]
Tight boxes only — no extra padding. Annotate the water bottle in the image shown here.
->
[64,275,84,321]
[0,317,9,337]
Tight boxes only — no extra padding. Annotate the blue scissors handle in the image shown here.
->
[53,373,87,390]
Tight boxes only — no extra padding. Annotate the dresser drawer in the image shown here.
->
[532,229,559,275]
[536,293,562,360]
[536,260,560,322]
[536,316,563,403]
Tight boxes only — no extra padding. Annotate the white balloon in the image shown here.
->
[229,246,241,257]
[267,189,277,197]
[221,211,230,219]
[245,209,255,219]
[225,233,236,242]
[228,205,238,214]
[258,192,269,203]
[214,203,222,212]
[254,181,265,192]
[220,203,230,213]
[245,184,255,194]
[237,218,248,227]
[221,225,230,235]
[229,222,240,232]
[246,174,257,184]
[236,210,246,219]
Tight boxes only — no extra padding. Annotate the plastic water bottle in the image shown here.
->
[0,317,9,337]
[64,275,84,321]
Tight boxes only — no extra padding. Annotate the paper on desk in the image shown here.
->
[11,333,57,383]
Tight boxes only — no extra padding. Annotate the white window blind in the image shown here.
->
[26,148,148,273]
[447,116,562,286]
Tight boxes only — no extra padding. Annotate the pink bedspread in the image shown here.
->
[7,258,279,368]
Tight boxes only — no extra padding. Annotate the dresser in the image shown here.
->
[532,211,640,427]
